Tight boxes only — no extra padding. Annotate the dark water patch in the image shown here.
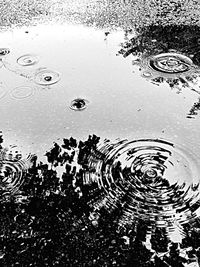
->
[187,98,200,119]
[84,139,200,240]
[34,68,61,85]
[70,98,89,111]
[119,25,200,58]
[0,135,200,265]
[119,25,200,118]
[0,147,34,199]
[10,86,35,100]
[17,54,39,66]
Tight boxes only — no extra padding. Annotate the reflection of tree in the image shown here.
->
[119,25,200,59]
[187,97,200,118]
[119,25,200,119]
[0,134,200,265]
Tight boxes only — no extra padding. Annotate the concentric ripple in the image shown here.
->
[131,52,200,93]
[34,68,60,85]
[149,53,192,74]
[17,54,38,66]
[10,86,34,100]
[0,149,34,197]
[84,139,200,236]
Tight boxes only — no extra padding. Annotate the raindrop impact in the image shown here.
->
[70,98,89,111]
[149,53,192,74]
[0,48,10,59]
[0,149,34,198]
[84,139,200,240]
[17,54,38,66]
[34,69,60,85]
[10,86,34,100]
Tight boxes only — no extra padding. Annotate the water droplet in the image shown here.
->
[17,54,38,66]
[0,48,10,58]
[10,86,34,100]
[149,53,192,74]
[84,139,200,240]
[70,98,89,111]
[34,69,60,85]
[0,149,34,197]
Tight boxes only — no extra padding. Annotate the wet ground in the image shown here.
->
[1,0,200,266]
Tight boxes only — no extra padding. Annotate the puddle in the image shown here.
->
[1,2,200,266]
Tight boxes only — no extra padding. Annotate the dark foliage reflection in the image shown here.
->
[0,134,200,266]
[118,25,200,119]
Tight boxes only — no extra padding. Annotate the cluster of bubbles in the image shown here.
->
[84,138,200,241]
[0,147,34,199]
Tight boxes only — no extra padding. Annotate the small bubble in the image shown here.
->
[17,54,38,66]
[34,69,60,85]
[70,98,89,111]
[10,86,34,100]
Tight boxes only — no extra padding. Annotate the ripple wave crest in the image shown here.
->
[84,139,200,238]
[0,149,34,198]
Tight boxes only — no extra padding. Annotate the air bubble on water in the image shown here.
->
[83,138,200,242]
[10,86,35,100]
[17,54,38,66]
[34,68,60,85]
[70,98,89,111]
